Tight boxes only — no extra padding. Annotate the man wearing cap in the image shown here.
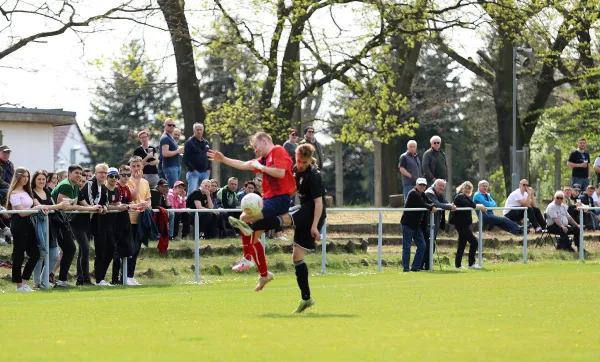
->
[183,122,212,194]
[299,126,324,170]
[473,180,522,235]
[151,179,173,240]
[400,178,437,272]
[0,145,14,204]
[398,140,422,200]
[283,129,299,164]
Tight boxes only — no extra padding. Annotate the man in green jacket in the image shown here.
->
[299,126,324,170]
[422,135,448,186]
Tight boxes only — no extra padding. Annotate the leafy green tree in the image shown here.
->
[87,40,177,167]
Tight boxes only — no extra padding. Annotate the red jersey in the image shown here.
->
[117,184,133,204]
[254,145,296,198]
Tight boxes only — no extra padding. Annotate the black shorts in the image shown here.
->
[290,205,325,251]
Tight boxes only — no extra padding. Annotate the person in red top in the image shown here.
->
[208,132,295,291]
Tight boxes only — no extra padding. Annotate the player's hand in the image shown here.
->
[207,149,224,163]
[311,226,321,240]
[251,160,265,171]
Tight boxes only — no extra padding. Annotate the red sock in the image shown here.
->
[241,234,252,261]
[251,235,268,277]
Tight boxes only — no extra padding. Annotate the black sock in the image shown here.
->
[251,215,283,231]
[294,260,310,300]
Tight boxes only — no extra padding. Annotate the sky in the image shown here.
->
[0,0,486,143]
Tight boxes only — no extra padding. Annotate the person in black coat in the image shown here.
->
[449,181,487,269]
[400,178,437,272]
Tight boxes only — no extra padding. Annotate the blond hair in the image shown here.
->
[251,131,273,145]
[456,181,473,194]
[95,163,109,173]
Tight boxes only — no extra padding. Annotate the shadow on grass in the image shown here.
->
[260,313,358,319]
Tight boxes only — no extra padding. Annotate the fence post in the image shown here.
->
[429,212,434,271]
[579,209,585,262]
[321,220,327,274]
[478,145,486,180]
[478,215,483,267]
[536,178,541,205]
[211,133,221,185]
[43,214,50,290]
[335,140,344,206]
[377,212,383,272]
[194,212,200,283]
[373,140,382,207]
[523,208,528,264]
[554,148,561,192]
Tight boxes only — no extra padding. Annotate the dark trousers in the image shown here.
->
[73,227,91,282]
[127,226,141,278]
[180,212,190,238]
[455,224,478,268]
[10,215,40,283]
[505,207,546,229]
[547,223,580,249]
[94,223,115,283]
[56,227,77,282]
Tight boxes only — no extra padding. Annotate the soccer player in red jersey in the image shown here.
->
[208,132,296,291]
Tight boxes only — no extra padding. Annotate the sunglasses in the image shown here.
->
[555,196,564,200]
[522,184,529,187]
[291,133,298,136]
[166,124,176,127]
[433,142,440,144]
[120,173,131,178]
[108,175,118,179]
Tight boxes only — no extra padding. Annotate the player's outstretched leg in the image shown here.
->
[232,233,255,272]
[292,246,314,313]
[228,216,253,236]
[251,232,274,291]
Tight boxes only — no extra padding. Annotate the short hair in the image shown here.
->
[210,179,218,185]
[95,163,109,172]
[579,138,586,142]
[193,122,204,130]
[587,185,595,190]
[244,180,256,188]
[138,130,149,138]
[555,190,565,198]
[430,135,441,143]
[563,186,573,192]
[119,165,131,172]
[68,164,83,173]
[433,179,446,187]
[129,155,143,165]
[82,168,92,174]
[228,177,238,183]
[251,131,272,144]
[407,140,417,147]
[478,180,489,187]
[297,143,315,161]
[163,118,175,127]
[456,181,473,194]
[55,169,67,178]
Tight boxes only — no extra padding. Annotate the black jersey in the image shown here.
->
[293,164,326,217]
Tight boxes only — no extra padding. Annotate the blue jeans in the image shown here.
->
[33,246,60,288]
[572,177,589,191]
[403,184,415,201]
[186,170,210,194]
[163,166,181,188]
[401,225,426,271]
[482,213,521,235]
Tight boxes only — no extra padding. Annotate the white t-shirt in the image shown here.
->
[545,202,569,227]
[594,156,600,168]
[503,189,528,215]
[593,192,600,206]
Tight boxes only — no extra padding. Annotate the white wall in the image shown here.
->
[55,124,91,170]
[0,122,54,171]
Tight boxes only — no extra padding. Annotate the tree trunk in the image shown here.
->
[158,0,205,138]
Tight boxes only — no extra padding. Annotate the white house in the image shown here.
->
[0,107,90,172]
[53,124,91,171]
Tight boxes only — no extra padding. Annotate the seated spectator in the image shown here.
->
[168,181,187,240]
[473,180,522,235]
[578,185,600,230]
[150,178,173,241]
[563,187,579,220]
[503,179,546,233]
[546,191,581,252]
[237,180,256,203]
[571,184,581,202]
[593,184,600,215]
[186,179,217,239]
[218,177,241,237]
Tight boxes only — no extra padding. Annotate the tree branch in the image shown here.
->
[435,38,495,85]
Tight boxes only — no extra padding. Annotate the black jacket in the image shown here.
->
[401,188,434,230]
[182,137,212,172]
[449,193,476,227]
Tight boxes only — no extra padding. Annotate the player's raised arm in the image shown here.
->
[208,149,254,171]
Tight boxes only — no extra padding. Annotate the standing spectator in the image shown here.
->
[546,191,581,252]
[0,145,15,204]
[398,140,421,200]
[56,169,67,182]
[126,156,151,286]
[421,179,455,270]
[82,168,93,181]
[567,138,591,190]
[283,129,299,163]
[134,130,160,188]
[503,179,545,233]
[183,123,212,194]
[593,154,600,185]
[6,167,50,291]
[449,181,487,269]
[473,180,522,235]
[173,128,182,143]
[160,118,184,188]
[421,135,448,186]
[400,178,436,272]
[168,181,187,240]
[299,126,324,170]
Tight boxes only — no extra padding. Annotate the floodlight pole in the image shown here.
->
[512,46,518,191]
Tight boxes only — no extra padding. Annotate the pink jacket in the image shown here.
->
[168,190,186,209]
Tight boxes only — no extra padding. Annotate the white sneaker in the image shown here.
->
[16,284,34,292]
[0,238,7,246]
[469,264,483,270]
[55,280,72,288]
[96,280,114,287]
[126,278,141,286]
[255,271,275,292]
[232,258,255,272]
[1,228,12,239]
[456,266,467,270]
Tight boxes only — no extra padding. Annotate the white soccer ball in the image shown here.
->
[241,193,263,216]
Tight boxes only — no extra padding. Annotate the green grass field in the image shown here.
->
[2,262,599,361]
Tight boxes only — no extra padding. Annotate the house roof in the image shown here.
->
[53,123,90,162]
[0,107,76,126]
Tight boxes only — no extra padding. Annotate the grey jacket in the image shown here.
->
[423,186,453,233]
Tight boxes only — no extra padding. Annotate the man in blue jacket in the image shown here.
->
[183,123,212,194]
[473,180,522,235]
